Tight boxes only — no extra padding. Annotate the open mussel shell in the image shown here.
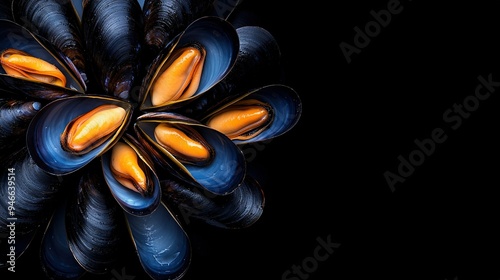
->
[161,174,265,229]
[0,19,86,100]
[138,16,239,111]
[101,133,162,216]
[26,95,133,175]
[40,199,86,279]
[201,84,302,145]
[180,25,282,118]
[134,112,246,195]
[125,201,191,280]
[12,0,88,85]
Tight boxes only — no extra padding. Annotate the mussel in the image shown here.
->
[142,0,214,61]
[65,165,126,274]
[40,163,127,277]
[125,201,191,280]
[0,146,65,235]
[26,95,133,175]
[162,174,265,229]
[59,104,127,155]
[1,48,66,87]
[149,45,206,107]
[12,0,88,85]
[204,98,272,141]
[180,25,282,118]
[0,0,300,279]
[134,112,246,195]
[202,84,302,145]
[82,0,143,99]
[0,98,41,160]
[138,16,239,111]
[101,133,162,216]
[0,19,86,100]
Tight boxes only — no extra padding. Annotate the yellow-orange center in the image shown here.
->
[0,48,66,87]
[206,100,269,140]
[154,123,210,162]
[151,46,205,106]
[110,142,148,194]
[61,104,126,154]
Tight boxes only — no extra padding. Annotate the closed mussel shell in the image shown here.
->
[40,198,86,279]
[26,95,133,175]
[138,16,239,111]
[161,174,265,229]
[65,165,126,274]
[0,19,86,100]
[0,147,64,235]
[125,201,191,280]
[134,112,246,195]
[142,0,214,62]
[82,0,143,100]
[221,25,282,94]
[101,133,162,216]
[0,98,41,157]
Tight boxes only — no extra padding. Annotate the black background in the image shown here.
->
[2,0,500,279]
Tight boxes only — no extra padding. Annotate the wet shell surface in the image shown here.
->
[125,201,191,280]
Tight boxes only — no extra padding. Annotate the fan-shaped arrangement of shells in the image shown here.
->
[0,0,302,279]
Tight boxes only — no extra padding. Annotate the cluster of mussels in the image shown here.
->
[0,0,301,279]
